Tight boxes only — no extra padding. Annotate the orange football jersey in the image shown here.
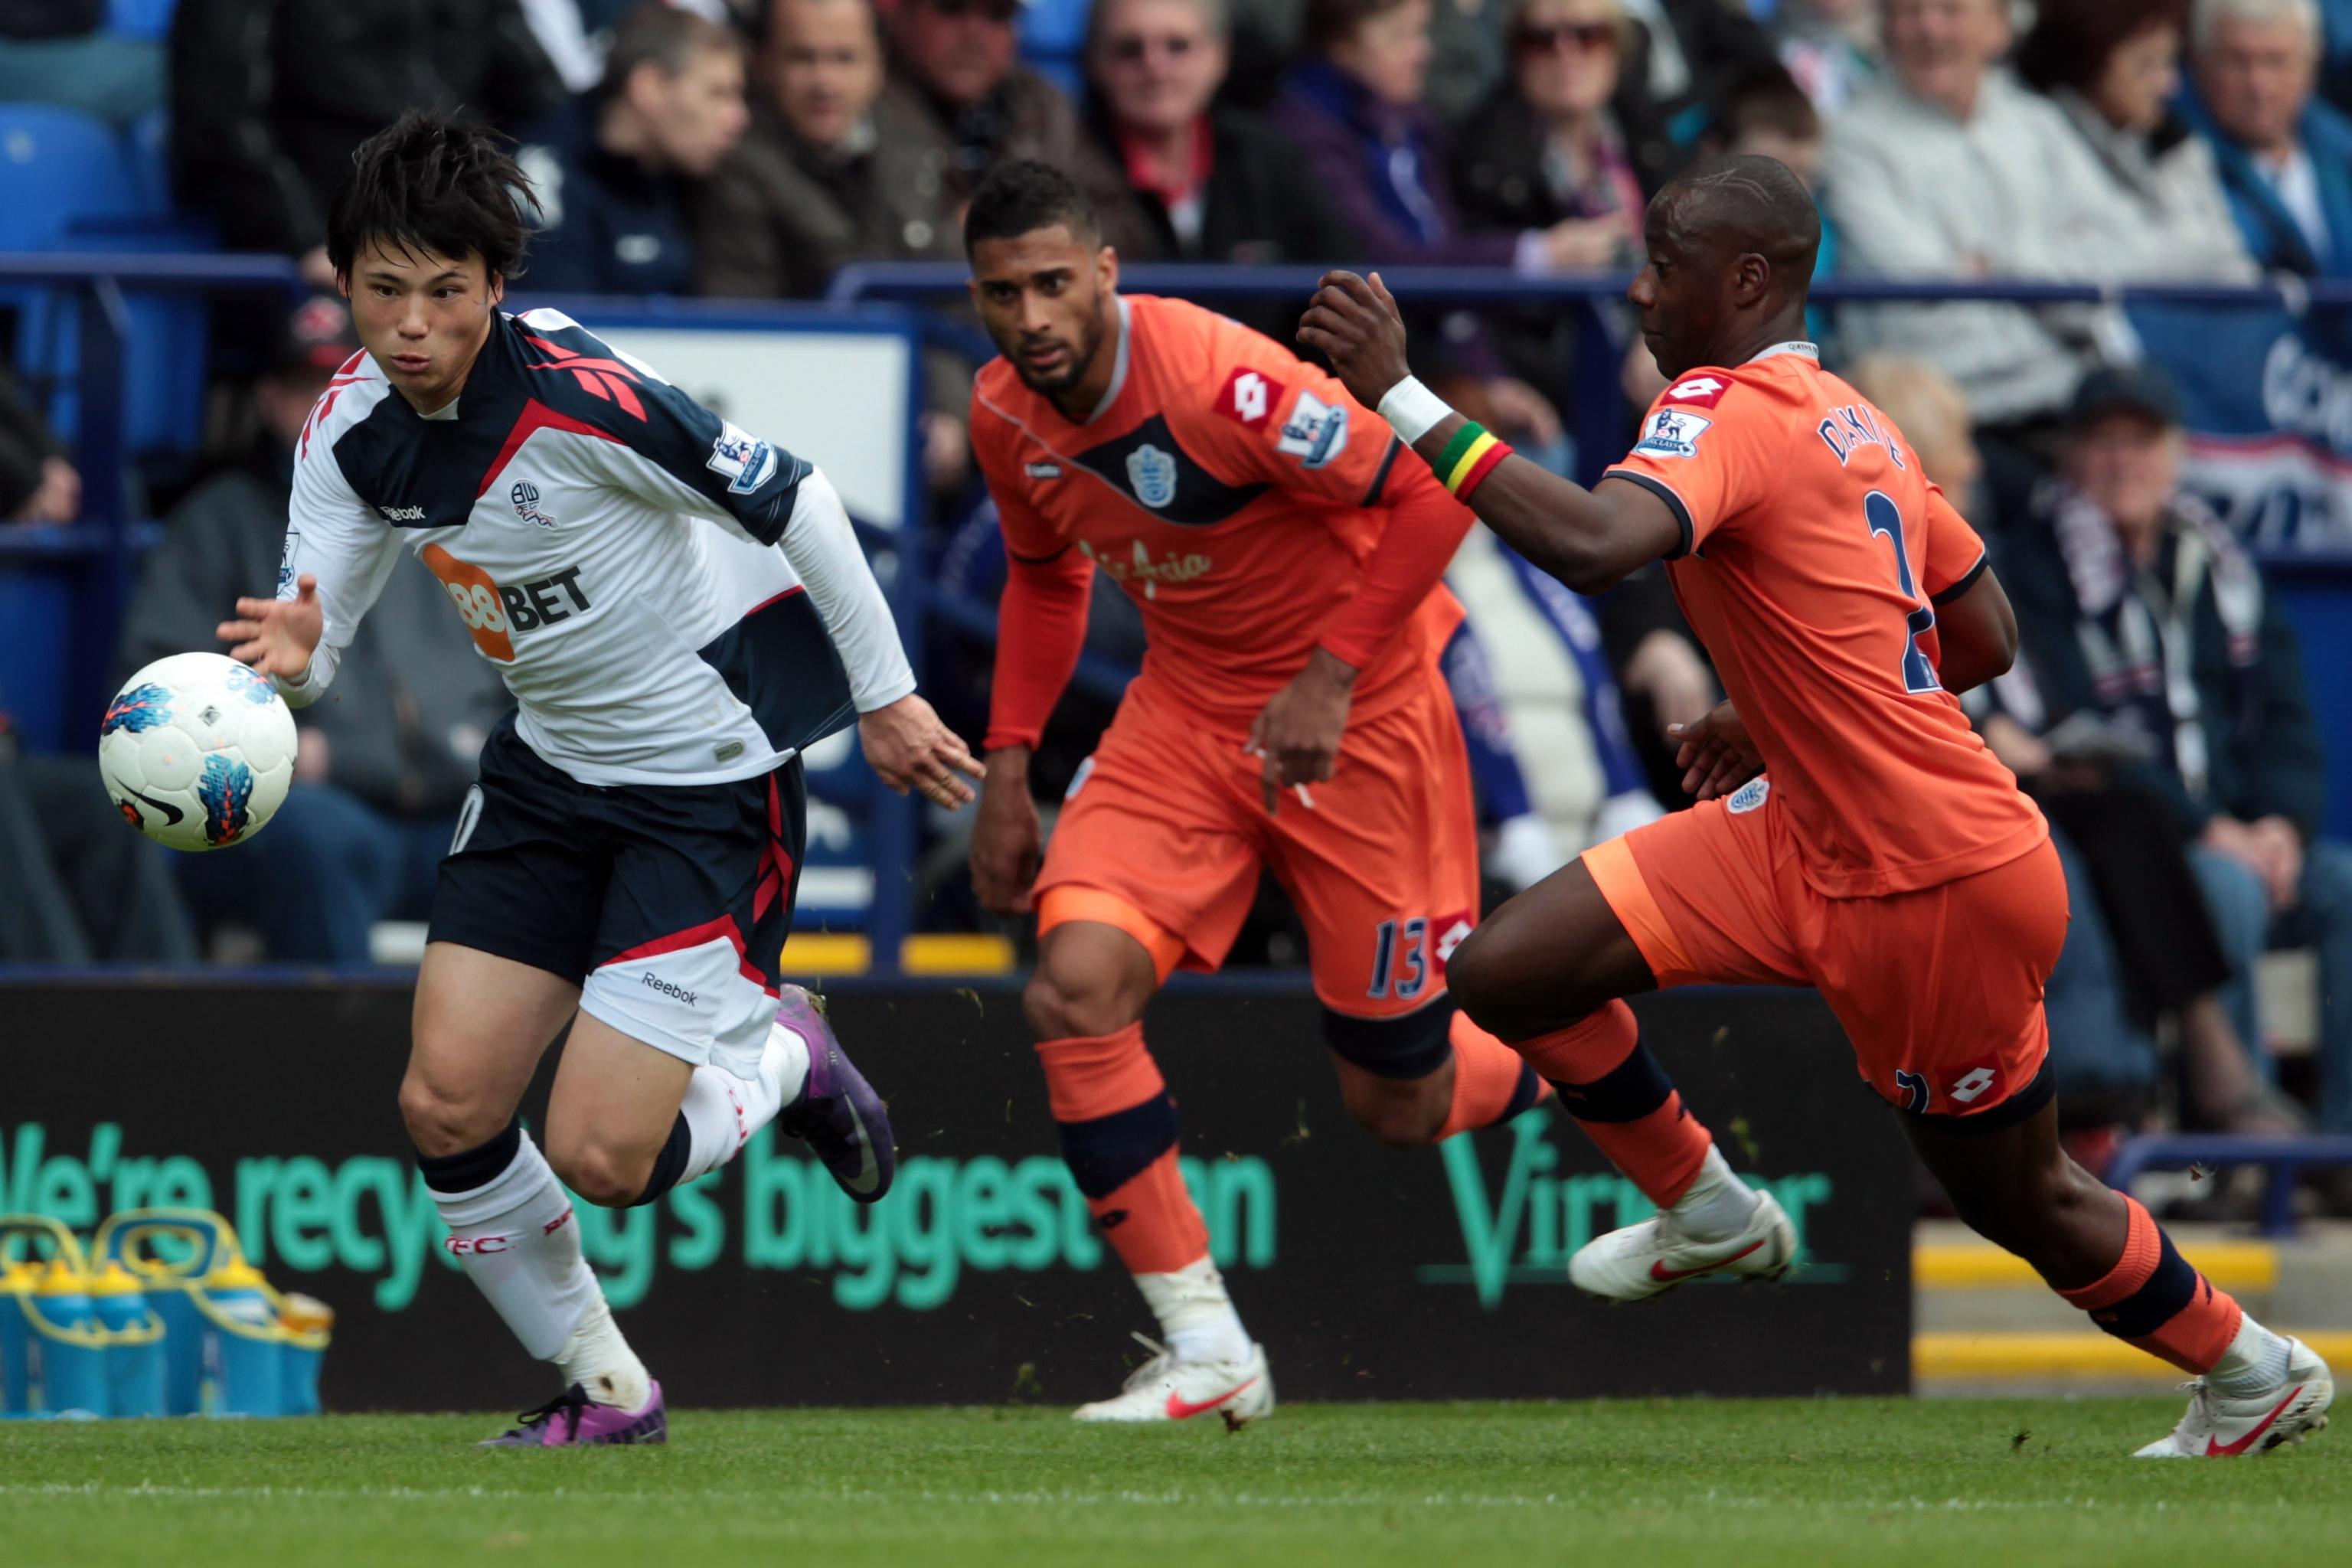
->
[1604,344,2046,897]
[971,293,1462,728]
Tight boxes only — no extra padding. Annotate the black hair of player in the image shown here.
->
[963,160,1103,256]
[326,111,542,284]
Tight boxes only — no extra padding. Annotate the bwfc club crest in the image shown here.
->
[1125,443,1178,509]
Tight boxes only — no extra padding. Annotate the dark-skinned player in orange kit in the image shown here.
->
[962,161,1551,1425]
[1298,154,2332,1459]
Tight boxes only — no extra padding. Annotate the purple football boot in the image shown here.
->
[773,985,895,1202]
[479,1382,667,1447]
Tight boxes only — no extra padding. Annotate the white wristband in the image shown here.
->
[1377,375,1454,446]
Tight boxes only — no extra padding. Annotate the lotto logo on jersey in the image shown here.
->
[1662,374,1730,407]
[420,544,593,662]
[1219,368,1285,431]
[706,420,777,495]
[1633,407,1713,459]
[1276,388,1350,469]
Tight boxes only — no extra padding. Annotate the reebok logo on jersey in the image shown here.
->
[707,421,778,495]
[377,504,427,522]
[1663,374,1730,407]
[1634,407,1712,459]
[1219,368,1285,431]
[1276,389,1350,469]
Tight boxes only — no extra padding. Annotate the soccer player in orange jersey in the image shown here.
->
[962,161,1550,1424]
[1301,154,2333,1459]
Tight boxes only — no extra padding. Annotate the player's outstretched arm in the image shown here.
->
[1298,271,1681,594]
[217,573,323,685]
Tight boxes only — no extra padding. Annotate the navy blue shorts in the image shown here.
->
[429,716,805,1076]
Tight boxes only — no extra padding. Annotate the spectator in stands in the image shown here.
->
[1824,0,2151,433]
[0,748,195,963]
[1084,0,1357,338]
[882,0,1152,252]
[2020,0,2256,283]
[2184,0,2352,277]
[691,0,974,490]
[116,296,512,964]
[0,371,77,525]
[520,4,750,297]
[1702,62,1832,277]
[172,0,564,286]
[0,0,165,126]
[694,0,962,299]
[2001,365,2352,1135]
[1272,0,1568,448]
[1769,0,1877,113]
[1453,0,1673,403]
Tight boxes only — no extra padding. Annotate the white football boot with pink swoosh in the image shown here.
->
[1567,1188,1798,1300]
[1072,1334,1274,1427]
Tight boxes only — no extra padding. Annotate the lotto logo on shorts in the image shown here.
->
[1219,368,1285,432]
[1945,1054,2006,1108]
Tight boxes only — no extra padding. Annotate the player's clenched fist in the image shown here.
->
[217,573,324,682]
[969,747,1044,914]
[859,694,985,808]
[1296,270,1413,413]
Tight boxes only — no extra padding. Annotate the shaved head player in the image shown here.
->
[1301,155,2332,1459]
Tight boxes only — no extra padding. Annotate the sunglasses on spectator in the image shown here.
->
[1513,21,1617,54]
[1106,34,1200,62]
[923,0,1021,21]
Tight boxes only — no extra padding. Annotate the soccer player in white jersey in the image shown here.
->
[217,113,981,1446]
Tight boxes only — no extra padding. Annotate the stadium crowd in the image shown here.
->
[2,0,2350,1183]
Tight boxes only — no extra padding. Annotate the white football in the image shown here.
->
[98,652,297,851]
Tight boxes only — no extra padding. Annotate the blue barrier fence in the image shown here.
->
[9,255,2352,966]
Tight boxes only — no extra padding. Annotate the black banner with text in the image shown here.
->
[2,977,1911,1409]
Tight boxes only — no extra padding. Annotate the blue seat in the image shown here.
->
[107,0,178,41]
[0,103,144,247]
[1019,0,1090,100]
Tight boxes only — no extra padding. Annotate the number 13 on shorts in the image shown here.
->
[1367,910,1475,1001]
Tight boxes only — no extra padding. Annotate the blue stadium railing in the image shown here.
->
[11,254,2352,969]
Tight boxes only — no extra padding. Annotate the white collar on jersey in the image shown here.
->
[1745,341,1821,365]
[1084,296,1134,425]
[418,397,461,421]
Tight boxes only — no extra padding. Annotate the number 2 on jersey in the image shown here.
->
[1864,491,1939,694]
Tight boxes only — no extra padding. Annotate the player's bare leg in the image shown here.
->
[1903,1097,2331,1457]
[1448,861,1795,1292]
[1024,917,1272,1425]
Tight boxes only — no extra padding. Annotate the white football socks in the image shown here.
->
[556,1293,650,1412]
[675,1017,811,1184]
[2207,1312,2294,1398]
[1136,1257,1252,1366]
[429,1129,617,1370]
[1668,1144,1763,1243]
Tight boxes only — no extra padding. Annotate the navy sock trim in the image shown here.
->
[1501,1062,1544,1122]
[1057,1089,1180,1200]
[629,1115,694,1208]
[1547,1042,1676,1124]
[2089,1229,2202,1341]
[1323,998,1455,1081]
[416,1121,522,1194]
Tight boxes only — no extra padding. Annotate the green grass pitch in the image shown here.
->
[2,1400,2344,1568]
